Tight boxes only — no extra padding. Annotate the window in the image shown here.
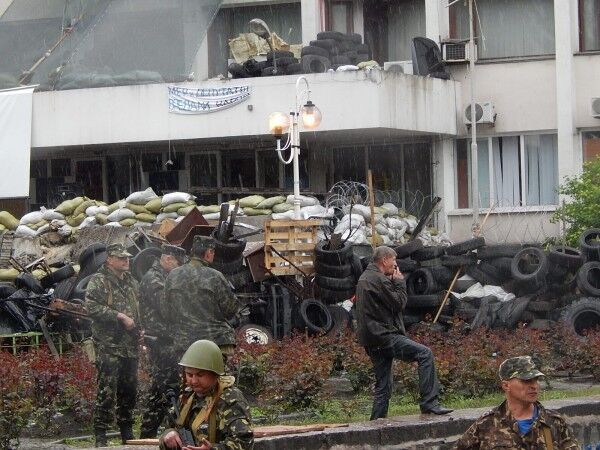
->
[51,159,71,177]
[364,0,425,63]
[326,0,353,34]
[450,0,555,59]
[583,131,600,161]
[455,134,558,208]
[580,0,600,51]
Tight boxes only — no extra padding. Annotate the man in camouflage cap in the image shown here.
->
[161,234,242,365]
[455,356,579,449]
[139,244,186,439]
[84,242,140,447]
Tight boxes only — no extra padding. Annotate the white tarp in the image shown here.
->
[0,85,35,198]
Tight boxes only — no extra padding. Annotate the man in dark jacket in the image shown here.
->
[356,245,452,419]
[139,244,186,439]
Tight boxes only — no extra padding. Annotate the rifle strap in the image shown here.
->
[176,394,195,428]
[190,382,224,444]
[543,426,554,450]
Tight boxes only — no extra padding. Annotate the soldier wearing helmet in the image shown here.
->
[454,356,578,449]
[160,340,253,450]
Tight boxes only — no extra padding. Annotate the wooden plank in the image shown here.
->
[268,243,316,252]
[265,256,314,264]
[266,219,322,227]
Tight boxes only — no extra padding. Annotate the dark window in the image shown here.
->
[326,0,353,34]
[190,154,218,187]
[580,0,600,51]
[583,131,600,161]
[51,159,71,177]
[142,153,162,172]
[30,160,47,178]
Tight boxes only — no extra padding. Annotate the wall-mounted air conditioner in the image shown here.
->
[441,41,477,63]
[592,97,600,119]
[465,101,496,125]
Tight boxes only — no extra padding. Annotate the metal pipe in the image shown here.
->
[469,0,479,234]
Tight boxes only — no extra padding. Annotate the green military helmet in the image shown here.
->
[179,339,224,375]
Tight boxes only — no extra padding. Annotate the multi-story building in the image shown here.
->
[1,0,598,242]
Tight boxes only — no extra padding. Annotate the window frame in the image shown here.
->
[454,133,559,211]
[579,0,600,52]
[325,0,354,34]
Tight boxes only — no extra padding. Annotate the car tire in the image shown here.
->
[396,258,418,273]
[326,305,351,335]
[548,246,583,270]
[73,274,94,300]
[40,264,76,289]
[446,237,486,256]
[310,39,337,50]
[477,244,522,260]
[561,297,600,335]
[315,241,353,265]
[407,269,439,295]
[53,277,78,301]
[576,262,600,297]
[441,253,477,268]
[236,323,273,345]
[294,299,333,335]
[315,274,356,291]
[411,246,445,262]
[301,45,330,58]
[350,254,364,282]
[317,31,345,41]
[406,294,443,309]
[395,240,423,258]
[212,256,244,275]
[14,273,44,294]
[78,242,107,267]
[579,228,600,261]
[314,260,353,278]
[301,54,331,73]
[131,247,162,281]
[319,287,355,304]
[511,247,549,286]
[0,282,16,299]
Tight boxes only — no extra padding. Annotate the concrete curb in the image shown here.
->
[20,396,600,450]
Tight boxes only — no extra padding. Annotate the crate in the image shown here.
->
[264,219,321,276]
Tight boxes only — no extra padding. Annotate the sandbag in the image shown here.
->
[86,205,109,216]
[301,205,332,219]
[0,267,19,281]
[41,208,65,221]
[107,200,125,214]
[126,187,158,205]
[238,195,265,208]
[162,202,188,214]
[50,219,67,228]
[156,212,178,222]
[243,207,272,216]
[177,206,196,216]
[79,217,97,228]
[286,194,319,207]
[105,222,123,227]
[162,192,194,206]
[73,200,97,217]
[15,225,37,238]
[55,199,78,216]
[67,213,86,227]
[272,210,296,220]
[381,203,399,216]
[95,214,108,225]
[119,218,137,227]
[387,217,407,229]
[136,213,156,223]
[272,202,295,213]
[256,196,286,209]
[107,208,135,222]
[28,220,48,231]
[145,197,163,213]
[197,205,221,214]
[58,224,73,236]
[19,210,44,225]
[0,211,19,230]
[0,224,5,231]
[375,223,389,236]
[126,203,151,215]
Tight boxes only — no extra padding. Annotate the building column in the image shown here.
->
[433,137,455,236]
[301,0,322,45]
[554,0,581,189]
[425,0,449,43]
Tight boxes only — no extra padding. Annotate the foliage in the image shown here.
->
[0,351,33,450]
[552,156,600,245]
[228,339,276,397]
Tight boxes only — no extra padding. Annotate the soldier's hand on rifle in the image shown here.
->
[116,312,136,331]
[162,430,184,449]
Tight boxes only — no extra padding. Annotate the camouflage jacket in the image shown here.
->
[139,260,170,342]
[163,258,241,352]
[454,400,579,449]
[84,264,140,358]
[160,377,254,450]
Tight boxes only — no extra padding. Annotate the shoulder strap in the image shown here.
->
[176,393,195,428]
[190,382,225,442]
[543,425,554,450]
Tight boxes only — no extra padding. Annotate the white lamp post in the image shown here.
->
[268,76,322,219]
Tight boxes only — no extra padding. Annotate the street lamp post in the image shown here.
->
[268,76,322,219]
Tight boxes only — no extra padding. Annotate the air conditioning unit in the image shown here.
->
[465,101,496,125]
[383,60,413,75]
[441,41,477,63]
[592,97,600,118]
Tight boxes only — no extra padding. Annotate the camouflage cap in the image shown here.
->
[106,243,133,258]
[499,356,545,381]
[162,244,186,262]
[193,235,216,249]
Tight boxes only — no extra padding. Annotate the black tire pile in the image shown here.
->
[228,31,372,79]
[210,230,253,290]
[394,228,600,334]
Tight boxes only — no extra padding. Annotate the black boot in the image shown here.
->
[120,424,134,444]
[94,430,107,448]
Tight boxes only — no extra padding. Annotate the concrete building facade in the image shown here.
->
[2,0,599,242]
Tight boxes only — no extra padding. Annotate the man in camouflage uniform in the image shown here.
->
[162,235,242,362]
[84,243,140,447]
[455,356,579,449]
[139,244,186,439]
[159,340,253,450]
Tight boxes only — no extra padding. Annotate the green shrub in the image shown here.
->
[0,351,33,449]
[552,156,600,245]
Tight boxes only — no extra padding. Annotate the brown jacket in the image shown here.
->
[355,263,407,348]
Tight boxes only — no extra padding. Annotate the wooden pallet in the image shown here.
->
[0,232,13,268]
[264,219,321,276]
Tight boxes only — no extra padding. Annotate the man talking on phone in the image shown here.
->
[356,245,453,420]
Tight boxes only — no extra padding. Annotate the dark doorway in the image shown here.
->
[75,160,103,201]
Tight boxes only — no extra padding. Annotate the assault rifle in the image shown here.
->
[166,389,196,447]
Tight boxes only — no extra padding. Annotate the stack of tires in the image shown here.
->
[211,232,253,290]
[300,31,371,74]
[229,51,301,78]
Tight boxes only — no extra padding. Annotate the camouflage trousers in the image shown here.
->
[139,351,180,438]
[93,352,138,432]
